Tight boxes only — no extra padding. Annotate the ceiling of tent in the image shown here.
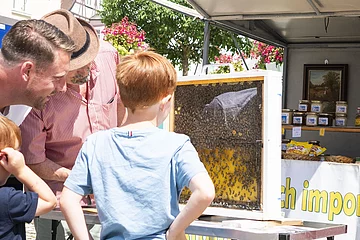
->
[184,0,360,47]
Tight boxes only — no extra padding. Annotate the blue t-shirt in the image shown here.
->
[65,127,207,240]
[0,187,38,240]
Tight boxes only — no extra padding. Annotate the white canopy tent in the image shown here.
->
[149,0,360,105]
[185,0,360,46]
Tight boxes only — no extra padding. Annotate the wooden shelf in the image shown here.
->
[282,125,360,133]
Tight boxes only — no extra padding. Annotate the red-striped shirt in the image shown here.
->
[20,40,120,195]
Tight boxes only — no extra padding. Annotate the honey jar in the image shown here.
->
[293,112,306,126]
[355,107,360,127]
[298,100,310,112]
[311,100,323,113]
[306,112,318,126]
[282,109,294,125]
[336,101,348,114]
[318,113,333,126]
[335,113,347,126]
[282,139,291,152]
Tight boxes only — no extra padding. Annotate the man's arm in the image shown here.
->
[60,187,92,240]
[20,107,70,181]
[0,148,57,216]
[27,158,71,182]
[167,172,215,240]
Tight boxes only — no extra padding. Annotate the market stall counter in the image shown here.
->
[39,209,347,240]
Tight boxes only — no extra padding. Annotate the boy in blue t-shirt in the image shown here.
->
[60,51,215,240]
[0,116,57,239]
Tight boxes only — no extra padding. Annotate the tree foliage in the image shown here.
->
[99,0,252,75]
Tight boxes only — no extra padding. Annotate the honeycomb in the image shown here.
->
[174,79,263,210]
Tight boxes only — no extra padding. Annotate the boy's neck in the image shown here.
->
[120,121,157,130]
[120,105,160,130]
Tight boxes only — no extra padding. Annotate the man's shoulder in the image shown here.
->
[99,40,117,53]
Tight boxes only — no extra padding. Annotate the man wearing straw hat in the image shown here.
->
[20,9,124,239]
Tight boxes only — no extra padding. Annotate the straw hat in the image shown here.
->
[41,9,99,71]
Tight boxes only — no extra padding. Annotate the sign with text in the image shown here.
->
[281,159,358,240]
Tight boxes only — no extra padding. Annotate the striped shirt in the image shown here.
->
[20,40,120,195]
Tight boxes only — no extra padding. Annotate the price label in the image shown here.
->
[282,127,285,135]
[292,127,302,138]
[319,128,325,136]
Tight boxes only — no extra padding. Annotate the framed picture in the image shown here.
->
[303,64,348,112]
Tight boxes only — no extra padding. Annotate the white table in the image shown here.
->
[39,209,347,240]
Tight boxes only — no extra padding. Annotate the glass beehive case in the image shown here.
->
[170,71,282,220]
[175,81,262,210]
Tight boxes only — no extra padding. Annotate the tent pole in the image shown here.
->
[231,34,249,70]
[282,46,288,108]
[202,20,210,66]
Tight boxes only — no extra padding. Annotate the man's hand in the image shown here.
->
[0,148,26,176]
[28,159,72,182]
[61,167,72,181]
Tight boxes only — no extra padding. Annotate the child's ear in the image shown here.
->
[160,94,172,105]
[160,94,172,111]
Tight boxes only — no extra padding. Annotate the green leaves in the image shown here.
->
[99,0,257,75]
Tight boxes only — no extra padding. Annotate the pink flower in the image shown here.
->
[103,16,148,56]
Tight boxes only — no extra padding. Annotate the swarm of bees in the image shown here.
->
[175,80,263,210]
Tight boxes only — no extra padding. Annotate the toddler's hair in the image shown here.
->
[0,116,21,150]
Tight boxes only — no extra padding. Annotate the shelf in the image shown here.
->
[282,125,360,133]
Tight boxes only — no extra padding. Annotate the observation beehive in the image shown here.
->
[170,70,283,220]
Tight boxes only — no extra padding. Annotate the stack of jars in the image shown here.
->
[335,101,348,126]
[292,100,333,127]
[293,100,323,126]
[282,100,348,127]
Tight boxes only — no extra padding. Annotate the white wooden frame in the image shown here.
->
[167,70,283,220]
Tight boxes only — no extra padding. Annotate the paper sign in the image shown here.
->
[292,127,301,138]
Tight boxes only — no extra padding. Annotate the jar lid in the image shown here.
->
[306,112,318,115]
[319,113,333,117]
[308,140,320,145]
[294,112,305,115]
[336,101,347,104]
[299,100,310,103]
[282,109,294,112]
[336,113,347,117]
[311,100,322,103]
[282,139,291,143]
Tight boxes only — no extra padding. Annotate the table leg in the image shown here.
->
[279,234,290,240]
[51,220,60,240]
